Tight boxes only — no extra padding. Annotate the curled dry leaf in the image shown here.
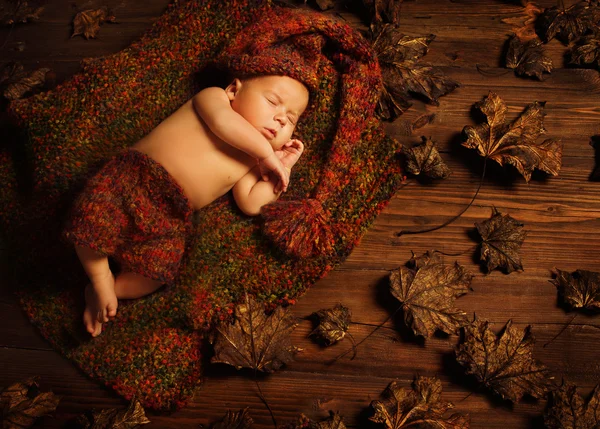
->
[544,382,600,429]
[405,136,451,179]
[505,35,553,80]
[369,376,470,429]
[211,294,300,372]
[536,1,600,44]
[72,7,117,39]
[551,269,600,311]
[462,91,562,182]
[455,318,554,402]
[389,251,472,337]
[476,207,526,274]
[0,1,44,26]
[212,408,253,429]
[370,23,459,121]
[70,398,150,429]
[0,376,60,429]
[310,303,351,346]
[569,33,600,69]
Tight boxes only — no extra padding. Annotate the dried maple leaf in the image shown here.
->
[211,408,254,429]
[506,35,553,80]
[475,208,526,274]
[310,303,352,346]
[362,0,402,25]
[544,382,600,429]
[569,33,600,69]
[405,136,451,179]
[389,251,472,337]
[280,412,346,429]
[462,91,563,182]
[211,294,300,372]
[551,268,600,311]
[0,377,60,428]
[536,1,600,44]
[70,398,150,428]
[369,376,470,428]
[0,1,44,26]
[2,66,50,100]
[71,7,116,39]
[370,23,459,121]
[455,318,553,402]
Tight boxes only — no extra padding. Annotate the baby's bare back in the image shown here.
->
[132,100,256,210]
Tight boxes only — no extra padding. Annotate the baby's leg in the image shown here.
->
[114,272,164,299]
[75,245,118,337]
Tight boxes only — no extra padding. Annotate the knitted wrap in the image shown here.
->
[1,0,404,410]
[213,8,383,258]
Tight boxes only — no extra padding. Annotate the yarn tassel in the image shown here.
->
[261,199,335,258]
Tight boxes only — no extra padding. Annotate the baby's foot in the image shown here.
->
[83,274,117,337]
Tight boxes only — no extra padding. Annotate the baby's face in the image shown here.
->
[226,75,309,150]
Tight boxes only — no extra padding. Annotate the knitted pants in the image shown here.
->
[63,149,194,284]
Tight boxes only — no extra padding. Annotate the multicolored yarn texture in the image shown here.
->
[62,149,193,284]
[1,0,403,410]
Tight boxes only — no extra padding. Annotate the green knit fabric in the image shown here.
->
[1,0,403,410]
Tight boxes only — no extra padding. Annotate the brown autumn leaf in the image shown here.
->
[362,0,403,24]
[369,376,471,429]
[279,411,346,429]
[211,408,254,429]
[0,376,60,428]
[475,207,526,274]
[569,33,600,69]
[71,7,116,39]
[551,269,600,312]
[544,382,600,429]
[69,398,150,429]
[506,35,553,80]
[310,303,352,346]
[405,136,451,179]
[210,294,300,372]
[389,251,472,337]
[0,1,43,26]
[455,318,554,402]
[462,91,563,182]
[370,23,459,121]
[536,0,600,44]
[2,66,50,100]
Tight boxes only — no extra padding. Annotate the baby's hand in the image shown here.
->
[275,139,304,170]
[258,152,290,192]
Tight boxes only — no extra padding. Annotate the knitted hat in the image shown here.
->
[212,8,383,258]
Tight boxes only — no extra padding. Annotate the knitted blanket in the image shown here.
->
[1,0,403,410]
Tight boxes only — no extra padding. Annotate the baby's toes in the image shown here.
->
[83,307,101,336]
[107,302,118,320]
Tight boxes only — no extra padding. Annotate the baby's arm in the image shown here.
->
[233,139,304,216]
[192,87,289,191]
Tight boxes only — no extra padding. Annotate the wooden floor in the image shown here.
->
[1,0,600,427]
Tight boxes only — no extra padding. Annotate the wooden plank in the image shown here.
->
[2,321,599,428]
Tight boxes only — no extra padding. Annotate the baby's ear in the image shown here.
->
[224,78,242,101]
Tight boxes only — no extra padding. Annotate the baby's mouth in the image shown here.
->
[264,128,277,139]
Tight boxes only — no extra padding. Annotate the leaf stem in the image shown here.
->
[397,157,488,236]
[327,306,403,365]
[543,313,577,348]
